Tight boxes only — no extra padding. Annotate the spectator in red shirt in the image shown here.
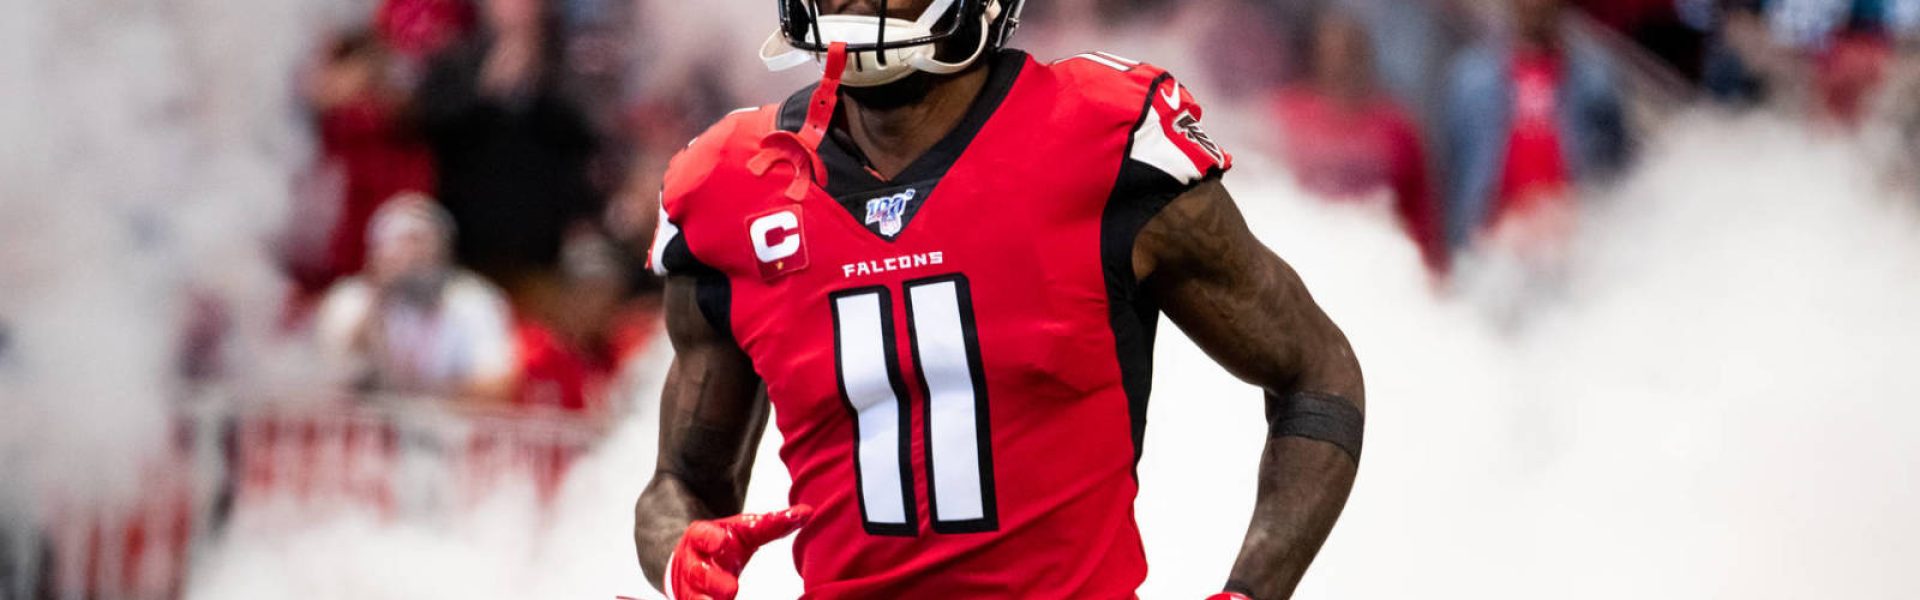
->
[1274,7,1448,274]
[513,231,657,414]
[1442,0,1632,258]
[1814,27,1894,128]
[1493,36,1574,234]
[298,31,437,297]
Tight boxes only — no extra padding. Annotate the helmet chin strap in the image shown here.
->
[749,43,849,202]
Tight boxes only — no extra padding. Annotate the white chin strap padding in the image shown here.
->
[760,30,817,72]
[760,0,997,88]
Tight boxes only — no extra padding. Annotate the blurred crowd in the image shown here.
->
[282,0,674,418]
[1185,0,1920,278]
[270,0,1920,415]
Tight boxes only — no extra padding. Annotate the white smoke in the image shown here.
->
[187,410,674,599]
[0,0,326,523]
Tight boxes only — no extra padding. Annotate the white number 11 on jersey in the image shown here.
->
[829,274,998,536]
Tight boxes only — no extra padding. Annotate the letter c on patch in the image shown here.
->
[750,210,801,263]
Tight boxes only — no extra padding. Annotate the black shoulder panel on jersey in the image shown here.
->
[777,83,816,133]
[656,227,701,275]
[1101,71,1185,473]
[661,233,735,343]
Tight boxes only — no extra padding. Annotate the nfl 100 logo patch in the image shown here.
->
[864,188,915,238]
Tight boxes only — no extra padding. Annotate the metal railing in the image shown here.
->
[6,395,617,600]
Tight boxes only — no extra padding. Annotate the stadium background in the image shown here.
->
[3,0,1919,598]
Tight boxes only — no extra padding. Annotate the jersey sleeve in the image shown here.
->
[647,141,715,278]
[644,106,781,342]
[646,108,763,277]
[1121,71,1233,198]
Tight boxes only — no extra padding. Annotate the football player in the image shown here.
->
[634,1,1365,598]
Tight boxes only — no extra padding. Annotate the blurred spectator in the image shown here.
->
[1699,0,1776,104]
[1442,0,1632,255]
[1760,0,1886,50]
[1695,0,1913,119]
[1815,27,1894,126]
[1338,0,1476,127]
[1273,7,1449,274]
[1194,0,1298,97]
[316,195,519,401]
[512,232,655,414]
[416,0,603,288]
[296,30,438,297]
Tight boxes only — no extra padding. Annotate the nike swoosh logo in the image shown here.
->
[1160,83,1182,111]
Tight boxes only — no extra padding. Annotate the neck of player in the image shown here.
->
[840,64,992,181]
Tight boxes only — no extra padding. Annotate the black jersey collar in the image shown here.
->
[778,49,1028,235]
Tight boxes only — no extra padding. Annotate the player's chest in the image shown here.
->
[721,145,1126,414]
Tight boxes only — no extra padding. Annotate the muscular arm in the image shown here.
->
[1135,179,1365,600]
[633,275,769,590]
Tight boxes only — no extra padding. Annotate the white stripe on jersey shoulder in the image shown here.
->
[1061,51,1139,72]
[649,200,682,277]
[1130,101,1205,184]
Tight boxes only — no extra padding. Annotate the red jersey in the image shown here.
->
[651,50,1231,598]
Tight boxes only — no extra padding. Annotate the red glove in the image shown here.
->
[666,505,814,600]
[1205,594,1254,600]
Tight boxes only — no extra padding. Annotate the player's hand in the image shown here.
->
[1204,593,1253,600]
[667,505,814,600]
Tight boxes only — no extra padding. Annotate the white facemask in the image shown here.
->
[760,0,999,87]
